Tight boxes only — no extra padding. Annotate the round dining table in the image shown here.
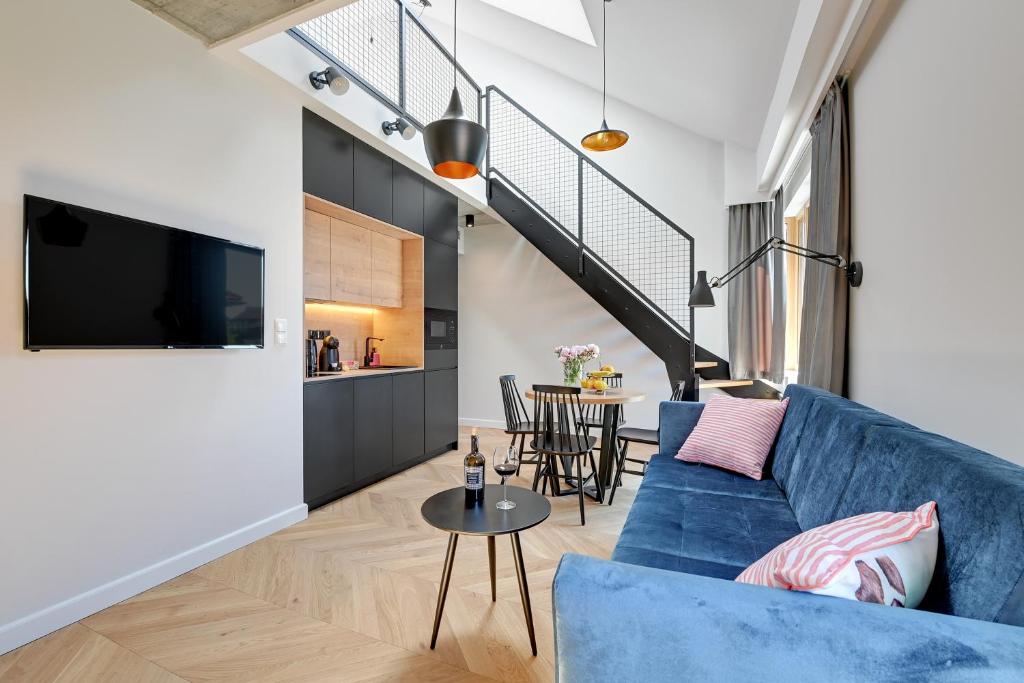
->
[524,387,646,503]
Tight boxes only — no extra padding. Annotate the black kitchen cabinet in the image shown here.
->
[425,368,458,455]
[423,182,459,247]
[425,349,458,370]
[354,140,393,224]
[303,380,355,507]
[424,238,458,311]
[302,108,354,209]
[392,164,424,235]
[353,375,394,480]
[392,372,425,466]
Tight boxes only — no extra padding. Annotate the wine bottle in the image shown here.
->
[464,429,485,505]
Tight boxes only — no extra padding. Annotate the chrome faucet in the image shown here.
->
[364,337,384,367]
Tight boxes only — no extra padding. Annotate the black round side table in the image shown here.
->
[421,484,551,655]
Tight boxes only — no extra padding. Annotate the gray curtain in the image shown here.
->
[798,78,850,394]
[727,196,786,383]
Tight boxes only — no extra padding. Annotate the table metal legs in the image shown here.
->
[487,535,496,602]
[597,404,621,490]
[429,532,537,656]
[510,532,537,656]
[430,533,459,649]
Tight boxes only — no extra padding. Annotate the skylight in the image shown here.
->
[478,0,596,46]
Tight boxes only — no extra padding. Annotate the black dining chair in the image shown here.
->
[498,374,538,478]
[608,380,686,505]
[530,385,599,525]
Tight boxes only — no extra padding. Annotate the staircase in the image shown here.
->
[288,2,759,399]
[485,87,751,399]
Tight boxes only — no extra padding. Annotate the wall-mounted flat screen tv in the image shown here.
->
[24,195,265,349]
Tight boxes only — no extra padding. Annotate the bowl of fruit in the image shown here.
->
[582,365,617,394]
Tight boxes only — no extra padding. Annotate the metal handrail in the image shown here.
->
[288,0,483,131]
[486,85,694,341]
[485,85,695,243]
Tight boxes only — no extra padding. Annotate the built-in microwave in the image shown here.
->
[424,308,457,350]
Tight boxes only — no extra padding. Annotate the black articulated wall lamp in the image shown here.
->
[688,237,863,308]
[423,0,488,179]
[581,0,628,152]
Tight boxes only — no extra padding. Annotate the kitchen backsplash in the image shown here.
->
[304,302,374,363]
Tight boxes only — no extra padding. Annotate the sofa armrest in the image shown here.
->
[658,400,704,455]
[553,554,1024,682]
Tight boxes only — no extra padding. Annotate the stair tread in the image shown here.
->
[699,378,755,389]
[694,361,718,369]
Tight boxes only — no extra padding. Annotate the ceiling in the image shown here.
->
[421,0,800,147]
[130,0,330,44]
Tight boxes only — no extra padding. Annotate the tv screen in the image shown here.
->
[24,195,265,349]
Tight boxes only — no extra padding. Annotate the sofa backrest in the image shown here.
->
[773,385,1024,625]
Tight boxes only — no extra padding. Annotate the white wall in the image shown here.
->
[847,0,1024,464]
[459,222,677,431]
[0,0,306,652]
[724,141,772,206]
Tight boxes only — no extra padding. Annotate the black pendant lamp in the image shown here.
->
[582,0,628,152]
[423,0,487,179]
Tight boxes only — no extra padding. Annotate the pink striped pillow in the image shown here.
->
[675,395,789,480]
[737,502,939,608]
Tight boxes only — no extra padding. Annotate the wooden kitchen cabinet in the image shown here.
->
[303,210,331,301]
[330,218,373,305]
[371,233,402,308]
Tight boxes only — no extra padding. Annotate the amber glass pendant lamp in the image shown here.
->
[582,0,628,152]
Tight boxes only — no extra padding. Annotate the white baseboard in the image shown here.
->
[0,503,307,655]
[459,417,506,430]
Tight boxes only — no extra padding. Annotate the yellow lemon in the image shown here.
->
[593,379,608,392]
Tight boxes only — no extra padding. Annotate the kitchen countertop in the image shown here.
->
[304,366,424,383]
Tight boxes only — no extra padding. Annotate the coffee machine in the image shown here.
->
[318,334,341,372]
[306,329,328,376]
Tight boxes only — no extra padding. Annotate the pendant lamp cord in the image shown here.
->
[453,0,458,89]
[602,0,607,121]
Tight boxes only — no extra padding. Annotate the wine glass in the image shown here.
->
[492,446,519,510]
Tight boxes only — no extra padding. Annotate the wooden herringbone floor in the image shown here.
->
[0,427,652,682]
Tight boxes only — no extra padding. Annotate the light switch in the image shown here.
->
[274,318,288,345]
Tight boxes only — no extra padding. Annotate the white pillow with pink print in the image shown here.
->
[737,501,939,608]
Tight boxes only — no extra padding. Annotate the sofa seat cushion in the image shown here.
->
[612,459,802,579]
[645,452,792,503]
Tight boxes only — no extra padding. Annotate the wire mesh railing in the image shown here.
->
[290,0,481,130]
[487,86,694,338]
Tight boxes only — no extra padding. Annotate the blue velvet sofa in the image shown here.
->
[553,384,1024,681]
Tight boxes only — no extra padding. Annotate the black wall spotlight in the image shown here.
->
[465,214,474,228]
[308,66,350,96]
[382,117,416,140]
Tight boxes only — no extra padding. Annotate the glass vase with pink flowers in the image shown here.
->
[554,344,600,386]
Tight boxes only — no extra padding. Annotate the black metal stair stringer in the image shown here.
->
[488,177,728,393]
